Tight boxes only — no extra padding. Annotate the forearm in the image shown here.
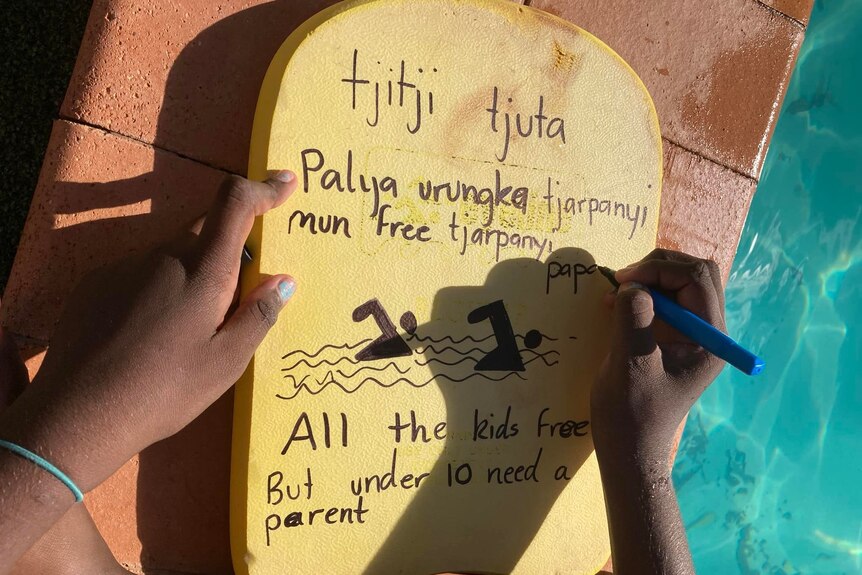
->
[0,383,103,574]
[596,446,694,575]
[0,448,75,574]
[590,251,724,574]
[0,333,74,572]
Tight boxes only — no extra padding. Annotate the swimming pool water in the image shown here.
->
[672,1,862,573]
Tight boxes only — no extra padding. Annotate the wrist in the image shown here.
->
[0,444,77,507]
[594,440,671,476]
[591,407,678,464]
[0,376,116,494]
[592,421,674,474]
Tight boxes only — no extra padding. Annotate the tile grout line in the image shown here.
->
[527,0,804,28]
[3,117,237,347]
[57,115,239,177]
[751,0,806,29]
[661,137,759,183]
[59,115,758,189]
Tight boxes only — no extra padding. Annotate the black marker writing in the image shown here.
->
[468,300,525,371]
[267,468,313,504]
[486,86,566,162]
[280,412,348,454]
[388,411,447,443]
[418,169,528,228]
[537,407,590,438]
[341,48,437,134]
[543,177,649,240]
[353,299,415,361]
[301,148,397,219]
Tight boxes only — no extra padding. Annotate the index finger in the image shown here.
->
[627,248,725,309]
[195,171,296,277]
[615,258,726,333]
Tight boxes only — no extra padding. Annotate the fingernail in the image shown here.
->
[269,170,295,183]
[619,281,646,292]
[278,277,296,302]
[616,264,636,275]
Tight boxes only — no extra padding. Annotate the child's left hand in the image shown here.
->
[0,172,297,493]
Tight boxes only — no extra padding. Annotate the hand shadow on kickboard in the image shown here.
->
[360,247,610,575]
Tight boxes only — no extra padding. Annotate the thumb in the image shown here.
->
[214,275,296,368]
[611,282,659,361]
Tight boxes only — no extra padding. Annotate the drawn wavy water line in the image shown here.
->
[407,333,494,344]
[519,348,560,358]
[282,349,559,374]
[422,371,526,384]
[414,356,481,367]
[407,332,558,344]
[282,333,560,369]
[519,349,561,367]
[281,339,371,360]
[416,344,493,355]
[281,356,362,371]
[415,351,559,368]
[336,363,410,378]
[516,332,558,342]
[276,375,421,399]
[282,331,560,360]
[523,354,559,368]
[275,370,526,399]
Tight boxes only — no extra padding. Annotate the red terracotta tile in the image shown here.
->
[63,0,516,176]
[64,0,284,175]
[18,343,46,383]
[1,120,224,343]
[758,0,814,25]
[532,0,803,179]
[132,390,235,574]
[658,138,757,280]
[84,391,236,575]
[85,457,144,571]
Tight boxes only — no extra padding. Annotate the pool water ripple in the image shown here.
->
[672,0,862,573]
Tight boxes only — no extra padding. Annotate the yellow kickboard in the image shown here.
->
[231,1,662,573]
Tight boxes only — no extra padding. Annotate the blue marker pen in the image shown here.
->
[598,266,764,376]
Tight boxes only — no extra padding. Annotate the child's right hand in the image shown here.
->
[590,249,727,465]
[0,172,297,493]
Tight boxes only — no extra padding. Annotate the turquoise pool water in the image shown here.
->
[672,1,862,573]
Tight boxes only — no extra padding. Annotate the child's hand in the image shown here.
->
[0,172,297,492]
[591,249,726,463]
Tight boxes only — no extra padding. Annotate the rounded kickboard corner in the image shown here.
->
[248,0,663,190]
